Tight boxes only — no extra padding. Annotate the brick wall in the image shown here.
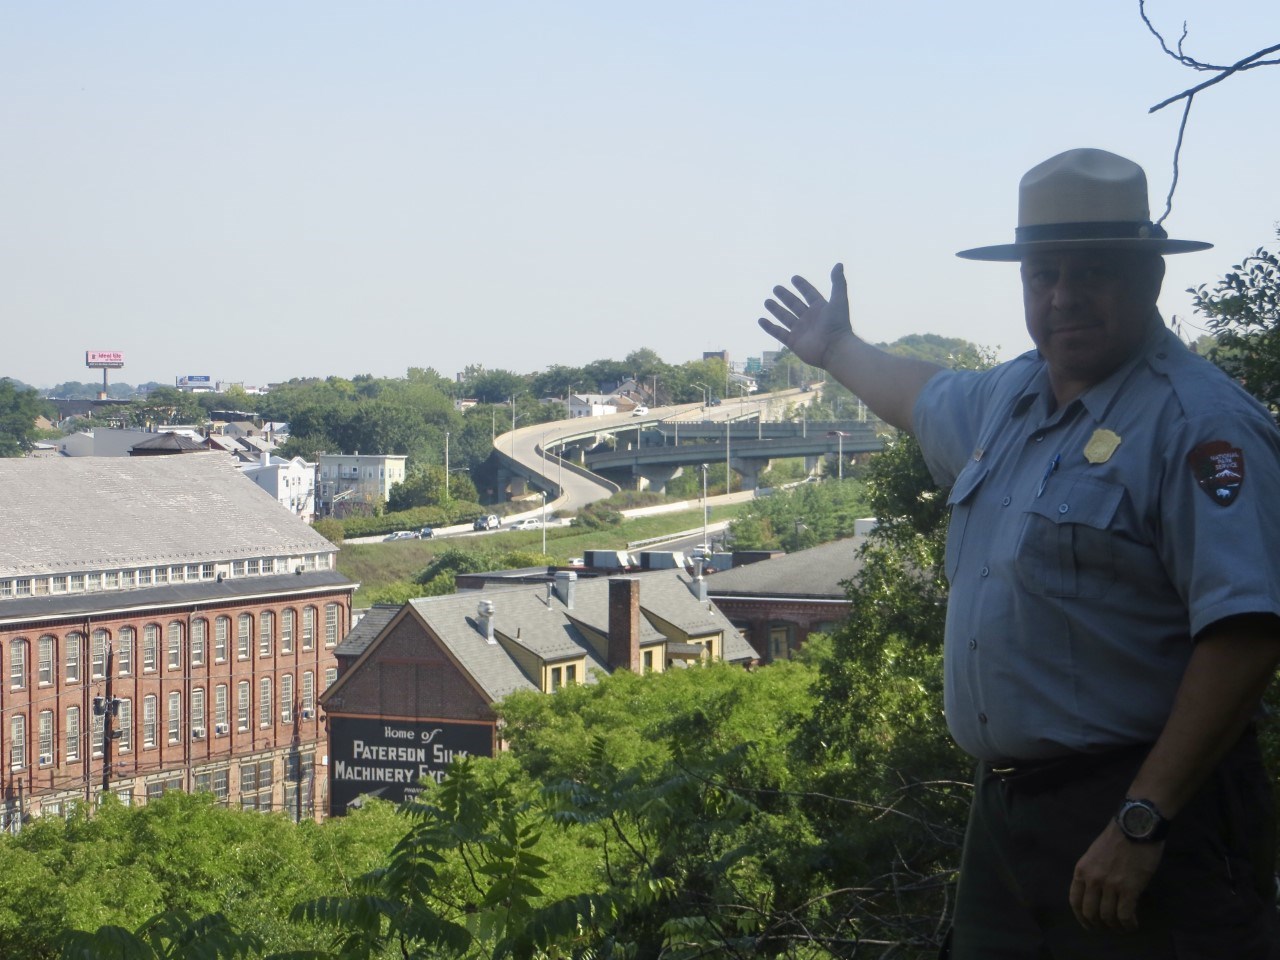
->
[0,587,352,821]
[710,596,849,662]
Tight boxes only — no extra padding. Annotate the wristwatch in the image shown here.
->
[1115,797,1170,843]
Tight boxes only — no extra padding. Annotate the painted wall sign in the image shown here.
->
[328,716,494,813]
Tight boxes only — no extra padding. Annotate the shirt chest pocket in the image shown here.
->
[1016,475,1125,598]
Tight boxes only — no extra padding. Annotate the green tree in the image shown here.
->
[311,518,345,544]
[0,379,50,456]
[791,434,969,953]
[728,476,869,551]
[124,387,204,428]
[1191,228,1280,417]
[387,465,449,511]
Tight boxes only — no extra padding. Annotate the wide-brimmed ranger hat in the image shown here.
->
[956,148,1213,261]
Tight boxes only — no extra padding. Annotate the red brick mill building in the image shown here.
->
[0,455,354,827]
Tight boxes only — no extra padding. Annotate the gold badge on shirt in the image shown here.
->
[1084,429,1122,464]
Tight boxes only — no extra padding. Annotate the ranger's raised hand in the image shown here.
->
[756,261,940,432]
[758,263,855,370]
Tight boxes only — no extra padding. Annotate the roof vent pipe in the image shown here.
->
[691,556,708,602]
[554,570,577,609]
[478,599,496,643]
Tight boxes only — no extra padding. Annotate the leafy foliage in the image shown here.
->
[728,477,869,551]
[792,434,969,953]
[2,792,406,958]
[311,519,345,544]
[0,379,54,456]
[1191,229,1280,416]
[336,502,486,539]
[387,465,479,512]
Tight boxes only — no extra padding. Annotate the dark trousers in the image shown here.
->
[949,731,1279,959]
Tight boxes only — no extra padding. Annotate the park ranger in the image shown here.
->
[758,148,1280,959]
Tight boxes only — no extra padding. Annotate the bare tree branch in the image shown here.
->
[1139,1,1279,221]
[1140,0,1280,78]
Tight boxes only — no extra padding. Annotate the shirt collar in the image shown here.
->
[1010,321,1171,424]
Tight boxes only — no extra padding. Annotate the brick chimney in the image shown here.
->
[607,577,641,672]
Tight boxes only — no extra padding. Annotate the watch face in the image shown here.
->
[1120,802,1159,838]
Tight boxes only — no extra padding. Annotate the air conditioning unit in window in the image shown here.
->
[191,727,206,741]
[301,708,315,720]
[38,753,52,766]
[214,722,230,735]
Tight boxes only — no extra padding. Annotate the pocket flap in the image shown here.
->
[946,461,989,508]
[1026,475,1124,529]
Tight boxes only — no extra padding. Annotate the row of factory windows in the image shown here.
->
[5,604,343,690]
[9,752,319,827]
[0,553,334,601]
[5,669,337,770]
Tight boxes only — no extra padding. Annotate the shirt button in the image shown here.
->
[1001,496,1011,506]
[980,565,990,577]
[968,638,977,650]
[1058,503,1069,514]
[978,712,988,724]
[1035,434,1045,443]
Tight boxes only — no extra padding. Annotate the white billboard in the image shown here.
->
[85,350,125,368]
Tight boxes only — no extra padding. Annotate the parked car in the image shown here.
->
[384,530,417,541]
[510,518,543,531]
[419,526,435,539]
[631,405,649,417]
[472,514,501,531]
[707,396,722,406]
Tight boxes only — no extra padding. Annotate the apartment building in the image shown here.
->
[316,453,407,515]
[0,454,355,827]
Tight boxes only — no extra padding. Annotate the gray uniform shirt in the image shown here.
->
[914,324,1280,762]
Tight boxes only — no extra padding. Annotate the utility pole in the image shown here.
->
[94,642,118,799]
[444,432,450,500]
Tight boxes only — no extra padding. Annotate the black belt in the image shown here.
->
[985,742,1152,793]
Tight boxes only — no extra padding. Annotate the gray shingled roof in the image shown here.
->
[706,536,866,600]
[0,571,354,626]
[0,454,336,578]
[337,605,404,659]
[331,568,755,706]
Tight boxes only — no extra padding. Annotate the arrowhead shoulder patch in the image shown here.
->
[1187,440,1244,507]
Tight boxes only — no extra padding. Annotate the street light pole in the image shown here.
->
[725,420,731,495]
[700,463,709,550]
[540,491,547,555]
[444,431,450,500]
[827,430,850,481]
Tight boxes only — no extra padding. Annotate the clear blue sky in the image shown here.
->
[3,2,1277,390]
